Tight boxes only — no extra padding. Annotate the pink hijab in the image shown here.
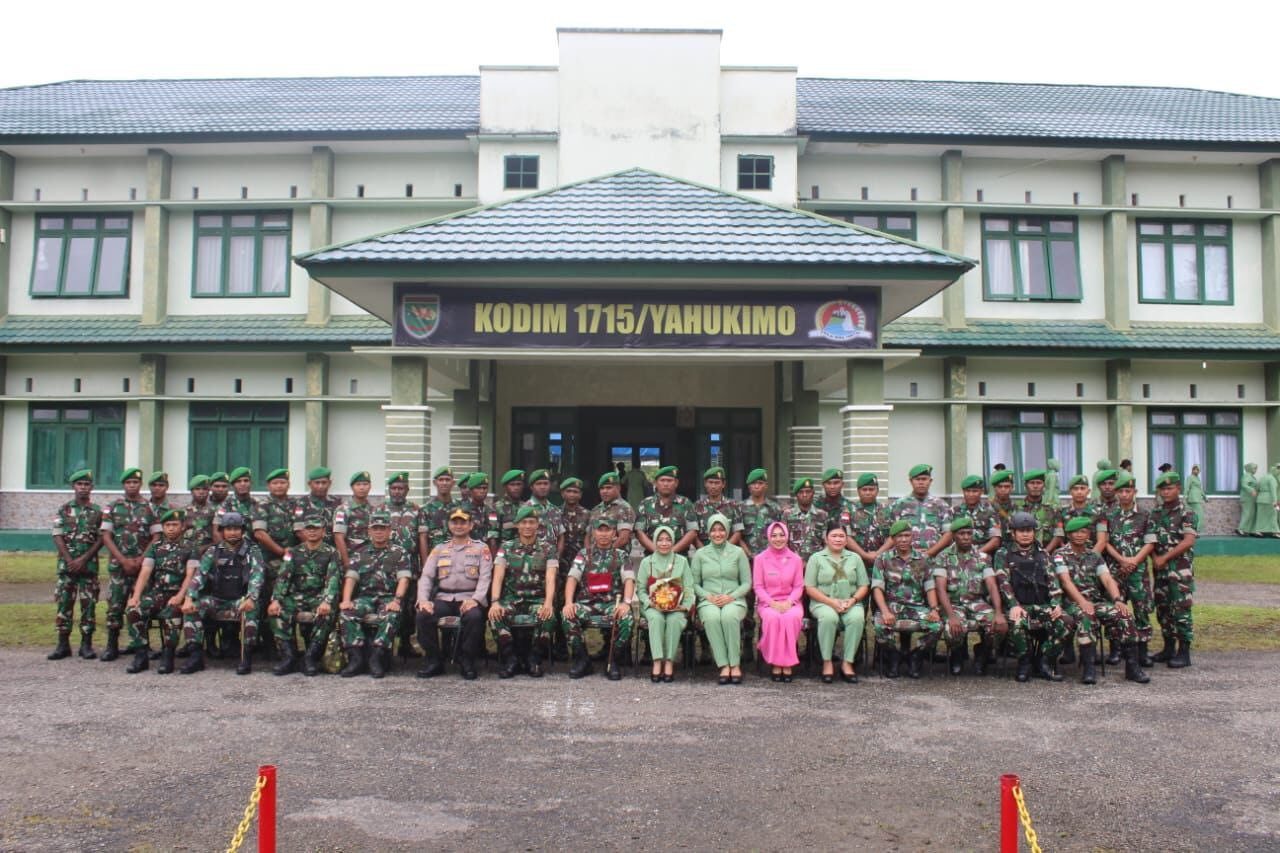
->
[756,521,802,573]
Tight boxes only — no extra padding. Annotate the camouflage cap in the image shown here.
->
[119,467,143,483]
[68,469,93,484]
[1064,516,1092,534]
[302,514,326,528]
[368,509,392,527]
[593,515,618,529]
[960,475,984,490]
[888,519,913,537]
[146,471,168,486]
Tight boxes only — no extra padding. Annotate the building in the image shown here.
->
[2,27,1278,535]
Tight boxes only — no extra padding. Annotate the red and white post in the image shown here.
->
[1000,773,1019,853]
[258,765,277,853]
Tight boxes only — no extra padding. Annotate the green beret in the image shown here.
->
[469,472,490,487]
[960,475,984,490]
[368,509,392,527]
[1114,472,1136,490]
[188,475,210,490]
[1068,474,1090,488]
[822,468,844,483]
[889,519,913,537]
[990,470,1013,486]
[1064,516,1092,534]
[119,467,143,483]
[950,516,973,532]
[266,468,290,483]
[209,471,229,484]
[349,470,371,486]
[598,472,620,487]
[229,466,253,482]
[302,514,326,528]
[593,515,618,529]
[908,464,932,479]
[433,466,453,479]
[306,466,331,482]
[528,468,551,483]
[1022,468,1046,484]
[159,508,184,524]
[655,465,678,479]
[514,506,540,523]
[146,471,168,486]
[856,473,877,488]
[791,477,814,494]
[1155,471,1182,488]
[559,477,583,491]
[1094,468,1119,485]
[745,468,768,485]
[500,469,525,486]
[702,466,726,481]
[387,471,409,486]
[68,469,93,484]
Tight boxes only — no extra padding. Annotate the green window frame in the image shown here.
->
[1148,409,1240,494]
[188,403,288,487]
[981,215,1082,302]
[817,211,917,240]
[503,155,539,190]
[192,211,291,297]
[29,213,131,297]
[1137,220,1232,304]
[737,155,773,191]
[983,407,1082,488]
[27,404,124,488]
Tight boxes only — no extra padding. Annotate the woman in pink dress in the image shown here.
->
[753,520,805,681]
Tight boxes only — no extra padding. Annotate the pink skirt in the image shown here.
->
[756,602,803,666]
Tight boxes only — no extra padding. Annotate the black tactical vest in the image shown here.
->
[1007,547,1051,606]
[211,544,252,599]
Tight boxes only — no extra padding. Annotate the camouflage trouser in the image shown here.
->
[561,597,633,652]
[1064,600,1138,645]
[1008,604,1073,658]
[183,598,258,646]
[1153,558,1195,642]
[126,589,184,650]
[491,595,555,645]
[104,563,138,631]
[942,598,998,648]
[340,594,397,649]
[255,559,283,643]
[268,592,334,647]
[1111,563,1154,642]
[873,603,943,652]
[54,571,99,637]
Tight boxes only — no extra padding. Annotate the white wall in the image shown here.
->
[3,354,138,398]
[885,357,944,400]
[170,154,310,202]
[1131,359,1260,405]
[720,68,796,136]
[798,154,940,203]
[962,157,1102,207]
[1,404,30,490]
[332,152,477,200]
[886,406,945,496]
[972,358,1105,402]
[328,354,392,399]
[1126,163,1258,210]
[12,156,147,203]
[480,67,559,134]
[326,402,387,493]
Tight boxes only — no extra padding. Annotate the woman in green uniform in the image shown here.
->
[804,523,870,683]
[637,525,693,682]
[690,513,751,684]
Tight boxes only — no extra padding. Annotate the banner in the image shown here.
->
[394,286,879,350]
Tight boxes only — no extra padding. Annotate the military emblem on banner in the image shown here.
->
[810,299,872,342]
[401,294,441,341]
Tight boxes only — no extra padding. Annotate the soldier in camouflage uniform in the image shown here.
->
[179,512,266,675]
[871,519,943,678]
[783,477,828,563]
[1014,469,1063,551]
[931,517,1005,675]
[558,478,591,565]
[215,466,259,544]
[989,469,1017,540]
[147,471,172,517]
[208,471,230,509]
[252,468,296,652]
[183,475,217,557]
[562,516,635,680]
[267,515,341,676]
[494,469,527,546]
[99,467,158,662]
[1096,468,1120,511]
[523,468,566,557]
[1149,471,1197,669]
[848,472,890,565]
[124,509,197,674]
[292,466,342,545]
[459,473,501,552]
[887,464,954,557]
[1053,516,1148,684]
[635,465,697,554]
[338,510,412,679]
[1059,473,1110,553]
[952,475,1003,556]
[992,512,1073,683]
[48,469,104,660]
[589,471,638,552]
[334,470,376,567]
[1102,471,1157,666]
[740,467,783,558]
[818,468,856,531]
[419,466,464,552]
[385,471,424,656]
[489,506,558,678]
[691,466,744,547]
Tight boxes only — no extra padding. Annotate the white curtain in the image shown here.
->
[1214,434,1239,493]
[986,431,1014,473]
[985,239,1015,296]
[1182,433,1207,480]
[1051,433,1079,479]
[195,236,223,294]
[1150,433,1176,485]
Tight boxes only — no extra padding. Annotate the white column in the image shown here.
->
[788,425,825,486]
[382,405,433,499]
[841,404,893,494]
[448,425,483,475]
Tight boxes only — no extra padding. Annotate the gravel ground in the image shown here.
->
[1,648,1278,852]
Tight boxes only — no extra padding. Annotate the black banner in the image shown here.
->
[394,286,879,350]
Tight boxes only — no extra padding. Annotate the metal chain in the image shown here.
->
[226,774,268,853]
[1010,783,1043,853]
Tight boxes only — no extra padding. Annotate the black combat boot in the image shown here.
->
[569,643,593,679]
[528,641,546,678]
[498,637,519,679]
[416,655,444,678]
[78,636,97,659]
[157,646,176,675]
[302,638,324,676]
[175,641,193,659]
[906,649,924,679]
[100,628,121,662]
[1138,641,1154,667]
[272,641,297,676]
[235,650,253,675]
[948,643,967,676]
[1106,639,1123,666]
[607,644,625,681]
[1059,643,1076,666]
[972,641,989,676]
[368,646,386,679]
[1151,634,1177,663]
[339,645,366,678]
[1015,654,1032,682]
[125,647,150,673]
[459,655,478,680]
[47,635,72,660]
[178,646,205,674]
[1035,653,1064,682]
[1079,643,1097,685]
[1167,639,1191,669]
[1123,643,1150,683]
[881,644,900,679]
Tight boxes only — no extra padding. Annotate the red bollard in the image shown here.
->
[258,765,276,853]
[1000,773,1019,853]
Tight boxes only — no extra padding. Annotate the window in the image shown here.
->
[30,214,131,297]
[1137,220,1232,304]
[189,403,288,486]
[511,407,577,477]
[818,211,917,240]
[983,408,1081,487]
[695,408,762,500]
[503,156,539,190]
[28,404,124,488]
[1148,409,1240,494]
[737,156,773,191]
[193,212,291,297]
[981,216,1081,301]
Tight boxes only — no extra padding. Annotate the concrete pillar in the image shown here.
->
[941,149,966,329]
[0,355,7,486]
[138,354,166,474]
[304,353,329,472]
[774,363,792,484]
[788,361,823,484]
[308,146,335,325]
[449,360,482,473]
[141,149,171,326]
[1106,359,1133,467]
[1261,160,1280,332]
[842,359,892,497]
[1102,155,1130,331]
[943,356,968,494]
[0,151,13,322]
[1265,363,1280,465]
[477,361,496,478]
[385,356,432,498]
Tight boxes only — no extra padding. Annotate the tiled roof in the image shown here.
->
[797,78,1280,144]
[0,314,391,346]
[884,318,1280,351]
[299,168,970,268]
